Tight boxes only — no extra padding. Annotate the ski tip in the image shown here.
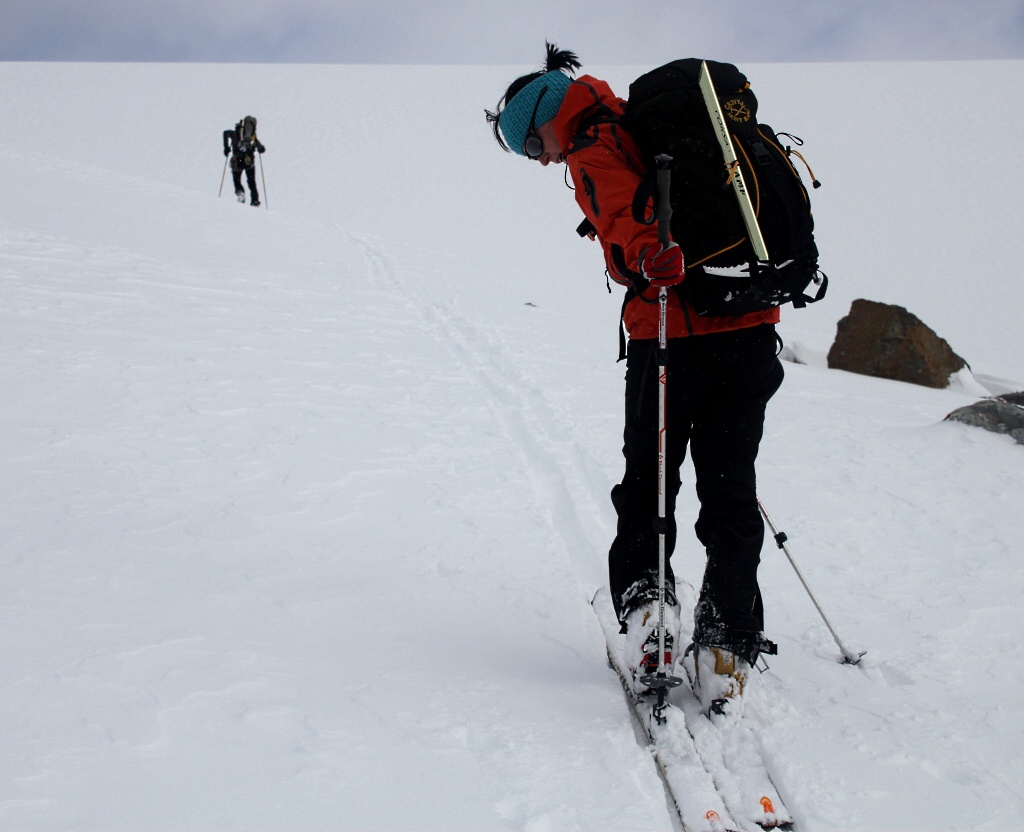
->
[758,795,780,828]
[704,809,741,832]
[755,795,796,830]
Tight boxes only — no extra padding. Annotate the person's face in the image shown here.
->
[530,121,563,167]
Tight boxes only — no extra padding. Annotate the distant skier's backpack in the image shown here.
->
[237,115,257,153]
[622,59,826,316]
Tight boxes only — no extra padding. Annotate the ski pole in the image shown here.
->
[758,499,865,665]
[258,151,268,209]
[218,154,229,197]
[642,153,683,720]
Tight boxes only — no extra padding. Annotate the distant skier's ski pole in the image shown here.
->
[218,155,229,197]
[258,151,268,209]
[641,153,683,720]
[758,499,865,665]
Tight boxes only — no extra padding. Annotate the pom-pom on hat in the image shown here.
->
[497,70,573,156]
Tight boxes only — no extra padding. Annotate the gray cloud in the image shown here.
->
[2,0,1024,63]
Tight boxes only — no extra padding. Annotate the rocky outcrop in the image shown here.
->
[945,394,1024,445]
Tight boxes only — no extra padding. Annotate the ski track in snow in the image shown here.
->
[350,231,613,591]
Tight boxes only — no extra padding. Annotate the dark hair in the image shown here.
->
[484,42,581,152]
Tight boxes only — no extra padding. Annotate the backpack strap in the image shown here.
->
[609,243,661,361]
[750,126,827,307]
[566,104,621,156]
[616,287,633,362]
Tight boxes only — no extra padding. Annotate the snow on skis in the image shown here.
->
[593,586,795,832]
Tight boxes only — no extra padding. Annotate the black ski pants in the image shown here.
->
[231,158,259,202]
[608,323,784,649]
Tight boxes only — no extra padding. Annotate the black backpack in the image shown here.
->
[621,59,826,317]
[237,115,257,152]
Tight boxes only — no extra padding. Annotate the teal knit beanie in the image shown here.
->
[498,71,573,156]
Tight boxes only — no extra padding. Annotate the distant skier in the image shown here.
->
[485,44,784,716]
[222,115,265,207]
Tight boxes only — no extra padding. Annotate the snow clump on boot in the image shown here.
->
[622,601,681,692]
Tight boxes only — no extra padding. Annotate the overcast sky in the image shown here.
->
[2,0,1023,64]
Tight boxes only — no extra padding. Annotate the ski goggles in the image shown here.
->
[521,87,548,160]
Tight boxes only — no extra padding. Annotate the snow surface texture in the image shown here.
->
[1,61,1022,831]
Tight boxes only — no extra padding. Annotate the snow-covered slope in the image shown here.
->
[0,60,1021,831]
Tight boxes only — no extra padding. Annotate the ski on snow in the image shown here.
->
[592,587,794,832]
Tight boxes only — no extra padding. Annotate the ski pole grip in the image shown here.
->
[654,154,673,248]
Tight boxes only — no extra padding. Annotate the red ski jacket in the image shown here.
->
[553,75,780,341]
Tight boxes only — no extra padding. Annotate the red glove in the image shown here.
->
[640,243,684,287]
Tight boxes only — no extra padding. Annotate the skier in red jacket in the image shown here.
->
[486,44,784,716]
